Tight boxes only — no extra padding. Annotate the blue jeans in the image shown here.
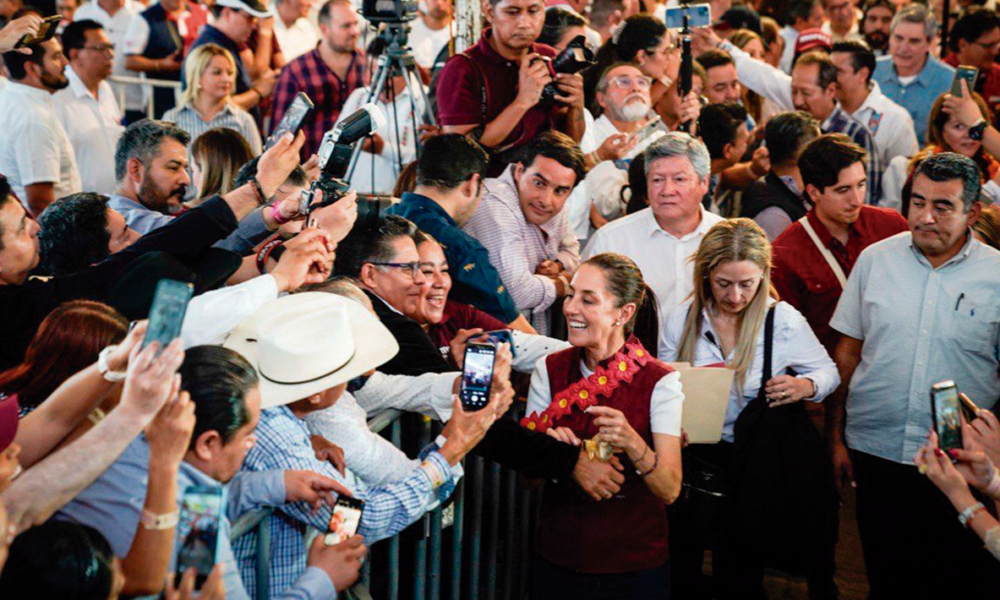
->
[531,555,670,600]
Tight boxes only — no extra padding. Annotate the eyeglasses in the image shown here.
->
[370,261,422,279]
[608,75,652,90]
[83,43,115,54]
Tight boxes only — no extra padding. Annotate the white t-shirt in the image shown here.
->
[76,0,144,111]
[409,17,453,70]
[53,67,124,195]
[0,82,82,202]
[274,16,319,61]
[526,353,684,436]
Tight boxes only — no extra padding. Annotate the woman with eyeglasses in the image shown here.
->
[660,219,840,600]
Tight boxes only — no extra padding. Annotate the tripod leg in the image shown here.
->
[346,57,393,181]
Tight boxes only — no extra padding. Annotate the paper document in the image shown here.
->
[668,363,735,444]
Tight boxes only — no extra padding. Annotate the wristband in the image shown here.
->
[140,509,180,530]
[638,452,659,477]
[959,502,987,528]
[268,202,292,226]
[98,346,127,382]
[250,177,267,206]
[256,238,284,274]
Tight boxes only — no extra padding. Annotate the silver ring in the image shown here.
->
[603,491,612,498]
[781,392,786,399]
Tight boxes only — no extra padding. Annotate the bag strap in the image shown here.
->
[799,216,848,288]
[756,305,776,403]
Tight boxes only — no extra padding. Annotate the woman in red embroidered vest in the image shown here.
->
[660,219,840,599]
[522,252,683,599]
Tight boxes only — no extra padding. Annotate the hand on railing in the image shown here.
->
[308,533,367,592]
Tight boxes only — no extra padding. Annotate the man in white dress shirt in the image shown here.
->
[0,38,81,216]
[409,0,452,70]
[583,133,725,328]
[73,0,144,120]
[273,0,320,61]
[54,20,125,196]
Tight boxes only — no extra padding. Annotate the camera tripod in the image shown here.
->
[345,21,437,183]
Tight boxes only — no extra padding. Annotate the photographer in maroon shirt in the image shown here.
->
[435,0,586,176]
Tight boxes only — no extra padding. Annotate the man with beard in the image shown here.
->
[271,0,367,159]
[435,0,586,176]
[108,119,289,256]
[54,20,124,197]
[0,34,80,216]
[861,0,894,55]
[827,151,1000,598]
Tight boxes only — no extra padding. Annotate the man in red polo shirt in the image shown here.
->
[435,0,586,176]
[772,133,908,355]
[943,7,1000,126]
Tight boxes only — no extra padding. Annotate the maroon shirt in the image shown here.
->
[426,300,506,359]
[771,206,909,353]
[435,29,557,175]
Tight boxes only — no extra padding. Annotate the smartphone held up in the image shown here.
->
[931,380,963,454]
[460,343,497,412]
[176,485,223,590]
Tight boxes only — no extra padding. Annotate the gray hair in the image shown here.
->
[298,277,372,308]
[890,4,937,40]
[913,152,982,211]
[643,132,711,182]
[114,119,191,183]
[596,62,639,93]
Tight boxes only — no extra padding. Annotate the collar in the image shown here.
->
[805,208,843,249]
[109,193,150,212]
[892,55,936,86]
[65,66,97,100]
[644,205,715,241]
[856,80,886,113]
[399,192,457,227]
[476,28,545,67]
[202,24,240,52]
[178,454,224,489]
[180,101,236,120]
[369,290,403,315]
[822,104,846,130]
[907,229,977,268]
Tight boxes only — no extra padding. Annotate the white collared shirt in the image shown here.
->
[53,67,124,195]
[659,299,840,442]
[75,0,144,111]
[582,207,725,331]
[850,81,918,168]
[273,16,319,61]
[0,81,81,202]
[409,16,453,69]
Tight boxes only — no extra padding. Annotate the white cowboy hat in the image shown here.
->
[224,292,399,409]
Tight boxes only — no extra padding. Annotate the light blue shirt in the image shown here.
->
[873,55,955,144]
[55,436,337,600]
[830,232,1000,465]
[108,193,269,256]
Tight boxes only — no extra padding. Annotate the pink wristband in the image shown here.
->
[268,203,292,226]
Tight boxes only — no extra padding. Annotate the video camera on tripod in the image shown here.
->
[299,103,395,233]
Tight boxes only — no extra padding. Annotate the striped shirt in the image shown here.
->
[162,102,263,154]
[823,105,883,206]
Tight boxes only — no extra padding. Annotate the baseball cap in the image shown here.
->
[214,0,273,18]
[795,28,833,56]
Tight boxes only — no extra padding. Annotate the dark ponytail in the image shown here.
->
[584,15,667,113]
[583,253,660,352]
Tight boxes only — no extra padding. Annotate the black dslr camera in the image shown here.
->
[361,0,418,23]
[537,35,595,105]
[300,104,394,234]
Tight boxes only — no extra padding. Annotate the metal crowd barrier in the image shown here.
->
[230,405,541,600]
[107,75,183,120]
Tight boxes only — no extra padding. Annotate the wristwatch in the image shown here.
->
[969,118,988,141]
[98,346,127,382]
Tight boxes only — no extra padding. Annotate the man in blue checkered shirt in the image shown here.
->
[226,292,513,598]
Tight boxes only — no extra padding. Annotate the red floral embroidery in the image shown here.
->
[521,339,656,433]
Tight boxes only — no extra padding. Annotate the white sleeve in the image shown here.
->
[880,156,908,213]
[18,119,65,186]
[182,275,279,348]
[777,302,841,402]
[887,109,919,165]
[587,161,629,218]
[353,370,458,421]
[526,356,551,418]
[657,305,685,361]
[510,331,571,374]
[724,42,794,112]
[122,16,150,55]
[650,370,683,435]
[304,393,420,488]
[580,108,599,154]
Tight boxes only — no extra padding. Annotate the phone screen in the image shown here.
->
[16,15,60,48]
[176,486,223,588]
[460,343,496,411]
[931,381,963,453]
[952,66,979,97]
[664,4,711,29]
[267,93,314,150]
[143,279,194,352]
[324,496,365,546]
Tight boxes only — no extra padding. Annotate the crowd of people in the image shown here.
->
[0,0,999,598]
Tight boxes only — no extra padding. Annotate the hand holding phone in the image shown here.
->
[176,486,224,590]
[13,14,59,49]
[952,65,979,97]
[267,92,314,150]
[325,496,365,546]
